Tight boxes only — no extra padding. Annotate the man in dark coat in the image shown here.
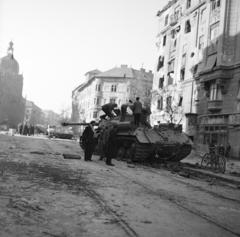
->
[132,97,142,126]
[101,103,118,119]
[82,121,95,161]
[105,125,118,166]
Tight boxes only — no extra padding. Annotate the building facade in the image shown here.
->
[23,100,45,126]
[0,42,25,128]
[72,65,153,130]
[151,0,240,158]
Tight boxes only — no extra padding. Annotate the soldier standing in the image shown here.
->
[105,125,118,166]
[132,97,142,126]
[82,121,96,161]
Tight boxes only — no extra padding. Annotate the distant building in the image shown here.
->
[0,42,25,128]
[23,100,45,126]
[152,0,240,158]
[42,110,61,127]
[72,65,153,126]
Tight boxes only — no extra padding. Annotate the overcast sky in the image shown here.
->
[0,0,165,113]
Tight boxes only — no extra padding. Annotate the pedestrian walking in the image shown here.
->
[82,121,96,161]
[132,97,142,126]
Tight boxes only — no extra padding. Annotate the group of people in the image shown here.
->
[81,120,118,166]
[80,97,151,166]
[17,123,35,136]
[101,97,147,126]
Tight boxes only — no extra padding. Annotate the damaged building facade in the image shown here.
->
[72,65,153,126]
[0,42,25,128]
[151,0,240,158]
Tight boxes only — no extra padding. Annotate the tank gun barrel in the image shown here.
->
[61,122,90,126]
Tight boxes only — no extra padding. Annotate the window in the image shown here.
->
[164,14,169,26]
[157,56,164,71]
[237,82,240,100]
[111,84,117,92]
[178,96,183,106]
[186,0,191,9]
[110,97,116,103]
[185,20,191,33]
[96,97,100,105]
[166,96,172,112]
[158,77,164,89]
[181,53,186,67]
[200,8,206,22]
[95,84,101,91]
[157,97,163,110]
[210,82,222,101]
[210,22,219,41]
[198,35,204,50]
[212,0,220,10]
[168,59,175,73]
[180,68,185,81]
[163,35,167,46]
[93,111,98,118]
[171,29,175,39]
[209,22,219,54]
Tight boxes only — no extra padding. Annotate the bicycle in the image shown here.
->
[200,146,226,173]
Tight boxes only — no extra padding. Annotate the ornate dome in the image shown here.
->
[0,41,19,74]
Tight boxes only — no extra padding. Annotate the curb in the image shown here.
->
[182,166,240,186]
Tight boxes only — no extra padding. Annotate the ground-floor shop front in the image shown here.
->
[197,113,240,159]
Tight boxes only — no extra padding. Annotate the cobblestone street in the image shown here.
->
[0,134,240,237]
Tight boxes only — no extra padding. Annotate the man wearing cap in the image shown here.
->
[82,121,95,161]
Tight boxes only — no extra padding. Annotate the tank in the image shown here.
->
[96,114,192,163]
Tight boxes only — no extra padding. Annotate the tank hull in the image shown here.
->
[96,118,192,163]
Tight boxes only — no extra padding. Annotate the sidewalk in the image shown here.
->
[181,150,240,186]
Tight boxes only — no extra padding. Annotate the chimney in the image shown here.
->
[121,64,128,68]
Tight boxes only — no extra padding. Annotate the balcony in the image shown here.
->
[207,100,223,112]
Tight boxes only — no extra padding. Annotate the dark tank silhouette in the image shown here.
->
[95,113,192,163]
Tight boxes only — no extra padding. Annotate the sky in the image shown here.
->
[0,0,165,114]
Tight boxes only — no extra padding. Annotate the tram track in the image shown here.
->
[109,167,240,237]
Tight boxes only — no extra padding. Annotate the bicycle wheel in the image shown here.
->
[218,155,226,173]
[201,153,210,168]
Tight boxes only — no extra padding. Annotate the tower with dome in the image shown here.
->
[0,41,25,128]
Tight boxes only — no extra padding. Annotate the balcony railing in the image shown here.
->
[207,100,223,112]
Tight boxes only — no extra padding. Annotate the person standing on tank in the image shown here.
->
[82,121,96,161]
[120,100,133,122]
[132,97,142,126]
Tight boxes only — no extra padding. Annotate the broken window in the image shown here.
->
[185,20,191,33]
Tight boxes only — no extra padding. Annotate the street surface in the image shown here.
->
[0,134,240,237]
